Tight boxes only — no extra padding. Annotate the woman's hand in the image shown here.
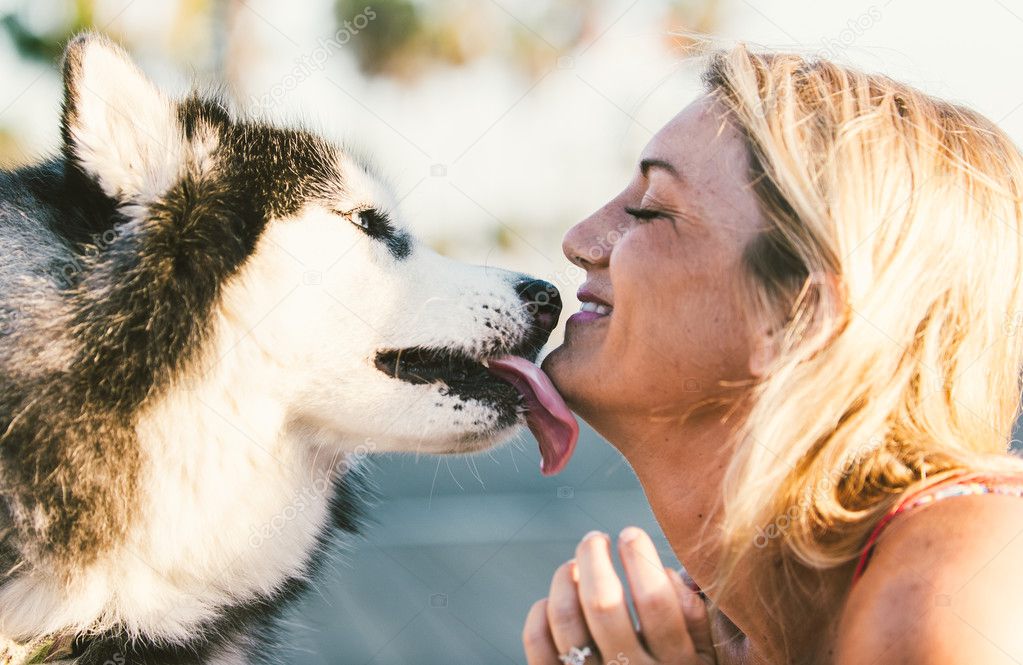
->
[523,527,717,665]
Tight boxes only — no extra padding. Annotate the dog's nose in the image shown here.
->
[515,278,562,335]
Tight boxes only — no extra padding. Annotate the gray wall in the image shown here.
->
[286,420,1023,664]
[285,425,678,665]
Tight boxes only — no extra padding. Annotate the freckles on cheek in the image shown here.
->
[621,232,745,351]
[614,231,695,309]
[611,230,670,285]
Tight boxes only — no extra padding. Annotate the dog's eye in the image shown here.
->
[337,206,384,232]
[351,212,371,230]
[337,206,371,230]
[355,208,388,232]
[334,206,413,260]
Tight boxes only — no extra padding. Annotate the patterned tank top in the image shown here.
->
[851,471,1023,584]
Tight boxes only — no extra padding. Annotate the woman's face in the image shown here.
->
[542,94,767,440]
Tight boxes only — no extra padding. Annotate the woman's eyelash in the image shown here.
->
[624,205,670,222]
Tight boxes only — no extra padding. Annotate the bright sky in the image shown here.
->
[0,0,1017,289]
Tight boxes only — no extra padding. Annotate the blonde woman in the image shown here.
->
[522,44,1023,665]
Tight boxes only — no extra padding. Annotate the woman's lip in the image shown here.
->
[567,310,610,324]
[576,287,612,308]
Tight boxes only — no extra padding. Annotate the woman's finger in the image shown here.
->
[575,531,645,660]
[523,599,563,665]
[618,527,694,662]
[671,569,716,663]
[546,560,595,656]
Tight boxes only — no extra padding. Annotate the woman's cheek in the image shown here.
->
[613,229,690,306]
[609,228,661,289]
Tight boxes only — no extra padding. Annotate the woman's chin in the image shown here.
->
[541,344,592,413]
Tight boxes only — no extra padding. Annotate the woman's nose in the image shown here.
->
[562,208,620,269]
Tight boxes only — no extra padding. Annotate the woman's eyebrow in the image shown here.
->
[639,157,682,180]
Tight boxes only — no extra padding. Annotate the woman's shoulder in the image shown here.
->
[833,491,1023,664]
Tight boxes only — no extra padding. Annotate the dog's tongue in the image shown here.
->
[487,355,578,476]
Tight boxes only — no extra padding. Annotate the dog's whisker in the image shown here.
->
[445,459,466,492]
[0,34,567,660]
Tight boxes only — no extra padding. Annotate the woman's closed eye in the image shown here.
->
[624,205,674,224]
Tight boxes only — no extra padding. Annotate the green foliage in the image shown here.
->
[334,0,719,80]
[337,0,421,76]
[0,0,94,63]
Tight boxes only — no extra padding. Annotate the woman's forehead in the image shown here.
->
[640,95,744,186]
[637,96,763,238]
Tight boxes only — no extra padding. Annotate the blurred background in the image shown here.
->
[0,0,1022,662]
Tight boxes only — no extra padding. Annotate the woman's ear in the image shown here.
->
[748,271,844,379]
[748,323,778,379]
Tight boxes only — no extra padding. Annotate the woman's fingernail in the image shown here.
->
[583,530,607,542]
[619,526,643,544]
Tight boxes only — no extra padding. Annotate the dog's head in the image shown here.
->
[59,34,577,471]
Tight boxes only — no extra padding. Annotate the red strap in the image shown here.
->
[850,471,991,585]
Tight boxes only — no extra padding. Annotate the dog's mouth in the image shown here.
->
[373,347,578,475]
[374,347,492,386]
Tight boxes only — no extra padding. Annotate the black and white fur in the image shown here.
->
[0,34,560,663]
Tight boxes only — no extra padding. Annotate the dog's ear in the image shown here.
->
[60,33,183,202]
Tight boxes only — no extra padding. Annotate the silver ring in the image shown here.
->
[558,646,592,665]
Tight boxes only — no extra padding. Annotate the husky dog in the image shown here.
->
[0,34,578,664]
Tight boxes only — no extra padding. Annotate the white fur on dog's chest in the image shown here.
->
[0,34,550,659]
[0,356,347,642]
[122,376,343,638]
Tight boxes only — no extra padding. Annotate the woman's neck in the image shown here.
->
[592,406,847,664]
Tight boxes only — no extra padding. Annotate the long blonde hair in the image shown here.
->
[703,44,1023,608]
